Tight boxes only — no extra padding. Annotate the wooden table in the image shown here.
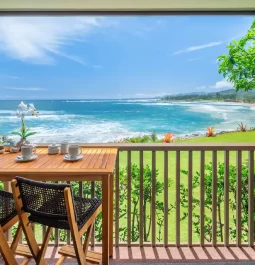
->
[0,147,118,265]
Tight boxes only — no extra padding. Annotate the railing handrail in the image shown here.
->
[36,143,255,151]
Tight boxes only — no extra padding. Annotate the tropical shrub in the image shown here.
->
[163,132,175,143]
[238,122,248,132]
[46,163,174,243]
[180,161,251,242]
[150,131,158,143]
[0,136,14,144]
[117,135,151,143]
[206,126,215,137]
[118,163,174,242]
[116,133,160,143]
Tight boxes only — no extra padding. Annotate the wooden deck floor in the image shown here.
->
[3,246,255,264]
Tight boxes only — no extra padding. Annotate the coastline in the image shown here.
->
[176,128,251,141]
[160,100,255,107]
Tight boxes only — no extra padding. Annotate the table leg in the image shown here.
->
[102,175,110,265]
[109,174,113,257]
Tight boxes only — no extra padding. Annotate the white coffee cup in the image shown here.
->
[60,143,69,154]
[68,145,82,159]
[21,145,36,159]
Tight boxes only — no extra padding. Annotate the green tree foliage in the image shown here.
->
[162,93,238,102]
[180,161,252,242]
[218,19,255,91]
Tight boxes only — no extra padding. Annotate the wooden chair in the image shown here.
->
[11,177,102,265]
[0,189,32,265]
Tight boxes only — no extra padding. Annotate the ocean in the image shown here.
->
[0,99,255,143]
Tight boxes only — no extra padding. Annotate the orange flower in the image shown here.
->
[163,132,175,143]
[206,126,215,137]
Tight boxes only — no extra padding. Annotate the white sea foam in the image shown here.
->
[10,120,147,143]
[64,100,114,103]
[0,110,14,114]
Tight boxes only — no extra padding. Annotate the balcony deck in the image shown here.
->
[11,246,255,264]
[1,143,255,264]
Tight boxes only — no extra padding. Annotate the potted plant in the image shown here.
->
[12,101,39,150]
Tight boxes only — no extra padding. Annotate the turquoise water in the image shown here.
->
[0,99,255,143]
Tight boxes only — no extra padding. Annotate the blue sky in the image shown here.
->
[0,15,254,99]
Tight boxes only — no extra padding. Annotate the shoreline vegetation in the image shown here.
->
[114,126,254,144]
[160,88,255,104]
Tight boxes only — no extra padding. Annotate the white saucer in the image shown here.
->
[64,154,83,162]
[16,154,38,162]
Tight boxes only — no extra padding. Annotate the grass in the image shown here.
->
[118,131,254,243]
[176,130,255,143]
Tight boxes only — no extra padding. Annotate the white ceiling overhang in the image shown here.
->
[0,0,254,12]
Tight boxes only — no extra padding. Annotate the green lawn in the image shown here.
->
[176,130,255,143]
[117,131,254,243]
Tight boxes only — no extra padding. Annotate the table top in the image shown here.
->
[0,147,118,181]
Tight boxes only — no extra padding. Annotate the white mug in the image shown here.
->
[60,143,69,154]
[21,145,36,159]
[68,145,82,159]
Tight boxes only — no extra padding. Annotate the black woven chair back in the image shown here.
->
[15,177,75,220]
[0,190,17,226]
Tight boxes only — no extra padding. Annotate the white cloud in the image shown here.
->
[6,87,46,91]
[0,17,102,65]
[173,41,223,55]
[211,79,233,89]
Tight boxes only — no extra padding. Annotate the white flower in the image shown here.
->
[28,103,36,111]
[15,101,38,119]
[18,101,28,111]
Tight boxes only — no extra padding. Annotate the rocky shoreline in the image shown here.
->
[178,129,250,140]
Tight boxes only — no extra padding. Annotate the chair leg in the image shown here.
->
[11,179,48,265]
[21,258,32,265]
[55,255,66,265]
[0,226,18,265]
[83,223,94,256]
[37,226,52,265]
[10,222,22,253]
[64,188,87,265]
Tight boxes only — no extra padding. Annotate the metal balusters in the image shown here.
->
[200,150,205,246]
[248,150,254,246]
[79,181,83,197]
[55,181,59,246]
[176,151,181,247]
[67,181,71,245]
[127,151,131,246]
[188,151,192,247]
[224,151,229,246]
[115,152,120,247]
[212,151,217,246]
[236,151,242,246]
[91,181,95,248]
[164,151,168,247]
[139,151,144,246]
[152,150,156,247]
